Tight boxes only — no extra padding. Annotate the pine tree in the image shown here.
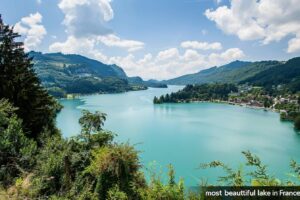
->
[0,14,58,140]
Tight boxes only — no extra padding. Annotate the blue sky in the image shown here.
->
[1,0,300,80]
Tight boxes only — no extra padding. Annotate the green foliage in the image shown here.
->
[30,110,115,198]
[65,77,132,94]
[263,97,273,108]
[153,96,160,104]
[28,51,169,96]
[30,51,132,96]
[86,143,145,199]
[242,57,300,93]
[47,87,66,98]
[154,83,238,104]
[32,135,69,195]
[107,185,128,200]
[166,57,300,94]
[128,76,167,88]
[79,110,107,134]
[201,151,285,186]
[275,101,300,129]
[201,161,244,186]
[0,18,59,140]
[0,99,37,187]
[294,115,300,130]
[140,164,185,200]
[166,60,278,85]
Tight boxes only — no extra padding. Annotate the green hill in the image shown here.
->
[241,57,300,92]
[29,52,166,97]
[164,60,279,85]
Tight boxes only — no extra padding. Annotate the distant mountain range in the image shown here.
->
[31,51,300,96]
[241,57,300,92]
[164,60,279,85]
[163,57,300,92]
[29,51,166,97]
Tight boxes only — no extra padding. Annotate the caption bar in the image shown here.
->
[202,186,300,199]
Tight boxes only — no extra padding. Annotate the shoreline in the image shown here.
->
[165,100,278,113]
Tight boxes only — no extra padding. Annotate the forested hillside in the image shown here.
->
[165,60,279,85]
[30,51,166,97]
[241,57,300,92]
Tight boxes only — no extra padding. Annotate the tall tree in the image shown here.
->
[0,99,37,186]
[0,14,58,140]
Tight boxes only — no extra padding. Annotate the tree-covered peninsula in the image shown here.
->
[154,83,238,104]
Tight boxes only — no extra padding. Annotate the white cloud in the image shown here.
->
[97,34,144,52]
[49,35,244,80]
[49,36,108,62]
[208,48,245,66]
[58,0,113,37]
[181,40,222,50]
[287,35,300,53]
[156,48,180,61]
[183,49,201,61]
[107,47,245,80]
[48,0,245,80]
[14,12,47,51]
[137,53,153,65]
[37,0,42,4]
[51,0,144,55]
[205,0,300,53]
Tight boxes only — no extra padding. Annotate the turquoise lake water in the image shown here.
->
[56,85,300,187]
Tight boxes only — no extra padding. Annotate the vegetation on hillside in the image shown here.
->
[241,57,300,93]
[30,51,143,97]
[30,51,166,98]
[164,61,279,85]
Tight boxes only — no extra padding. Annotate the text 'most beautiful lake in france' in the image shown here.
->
[56,85,300,187]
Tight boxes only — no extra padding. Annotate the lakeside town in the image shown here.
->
[228,85,299,118]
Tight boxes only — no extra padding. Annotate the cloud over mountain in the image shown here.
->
[181,41,222,50]
[14,12,47,51]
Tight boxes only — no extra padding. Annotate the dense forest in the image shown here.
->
[241,57,300,92]
[1,15,300,199]
[154,84,238,104]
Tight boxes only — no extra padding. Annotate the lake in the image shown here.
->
[56,85,300,187]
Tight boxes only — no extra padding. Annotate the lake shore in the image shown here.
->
[174,99,276,112]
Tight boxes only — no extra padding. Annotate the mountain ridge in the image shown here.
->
[29,51,166,97]
[163,60,280,85]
